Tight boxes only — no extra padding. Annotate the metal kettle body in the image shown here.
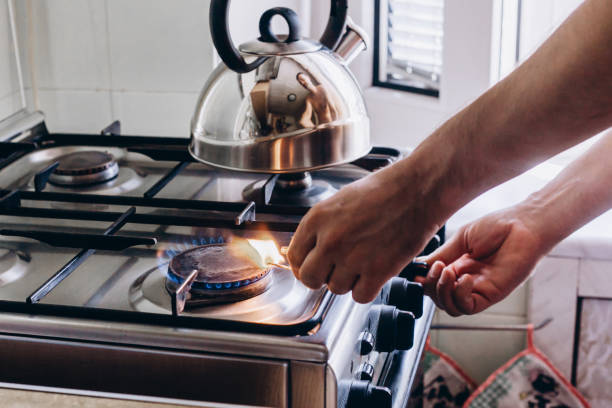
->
[190,0,371,174]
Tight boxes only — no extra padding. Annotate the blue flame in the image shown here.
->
[157,235,224,272]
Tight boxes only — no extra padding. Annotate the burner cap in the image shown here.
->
[0,249,29,287]
[166,243,271,305]
[243,172,337,206]
[49,151,119,186]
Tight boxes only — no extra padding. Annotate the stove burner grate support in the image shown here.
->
[171,269,198,316]
[26,207,137,304]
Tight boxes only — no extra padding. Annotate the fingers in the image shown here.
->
[287,219,317,278]
[436,267,463,316]
[326,265,358,295]
[352,276,382,304]
[414,260,444,299]
[424,228,468,266]
[297,247,334,290]
[453,274,476,314]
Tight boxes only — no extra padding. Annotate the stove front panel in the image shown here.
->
[0,333,290,407]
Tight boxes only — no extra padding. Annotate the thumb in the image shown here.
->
[424,228,468,266]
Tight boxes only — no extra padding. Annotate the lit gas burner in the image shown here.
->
[165,243,272,306]
[49,151,119,186]
[0,248,30,286]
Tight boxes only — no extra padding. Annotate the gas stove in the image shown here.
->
[0,112,443,408]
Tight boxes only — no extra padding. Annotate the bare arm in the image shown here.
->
[398,0,612,229]
[288,0,612,303]
[419,130,612,315]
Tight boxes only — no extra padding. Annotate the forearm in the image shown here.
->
[517,130,612,252]
[394,0,612,227]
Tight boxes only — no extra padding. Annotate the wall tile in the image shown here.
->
[578,259,612,299]
[111,91,199,137]
[577,299,612,406]
[528,256,579,380]
[432,312,527,384]
[30,0,110,90]
[0,1,23,119]
[38,90,112,133]
[107,0,213,93]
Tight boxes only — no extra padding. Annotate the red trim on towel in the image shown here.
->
[425,337,478,390]
[463,325,590,408]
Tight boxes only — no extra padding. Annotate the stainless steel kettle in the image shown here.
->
[190,0,370,173]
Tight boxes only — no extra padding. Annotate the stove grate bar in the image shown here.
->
[18,190,309,215]
[33,161,59,192]
[0,206,299,232]
[0,229,156,251]
[143,161,190,198]
[26,207,136,304]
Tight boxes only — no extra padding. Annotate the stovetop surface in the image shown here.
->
[0,127,397,336]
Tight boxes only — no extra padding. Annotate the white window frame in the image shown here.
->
[310,0,512,146]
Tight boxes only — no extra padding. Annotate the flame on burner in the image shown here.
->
[246,239,285,267]
[156,235,224,272]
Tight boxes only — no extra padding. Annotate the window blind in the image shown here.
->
[377,0,444,95]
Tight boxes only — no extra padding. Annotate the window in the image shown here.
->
[374,0,444,97]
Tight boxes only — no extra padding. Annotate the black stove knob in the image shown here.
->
[422,234,441,255]
[355,362,375,381]
[356,331,375,356]
[385,277,424,318]
[400,261,430,281]
[375,305,415,352]
[346,380,392,408]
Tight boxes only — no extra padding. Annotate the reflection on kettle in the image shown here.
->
[190,1,372,173]
[297,72,339,129]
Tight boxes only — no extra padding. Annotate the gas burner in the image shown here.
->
[243,172,337,207]
[165,243,272,306]
[49,151,119,186]
[0,248,30,287]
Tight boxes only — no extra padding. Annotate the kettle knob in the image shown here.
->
[209,0,349,73]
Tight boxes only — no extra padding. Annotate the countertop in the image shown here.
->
[446,158,612,261]
[0,385,256,408]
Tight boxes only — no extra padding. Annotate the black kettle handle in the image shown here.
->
[210,0,349,74]
[209,0,267,74]
[320,0,349,50]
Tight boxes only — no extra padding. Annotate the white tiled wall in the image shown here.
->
[18,0,307,136]
[430,281,529,384]
[0,1,24,121]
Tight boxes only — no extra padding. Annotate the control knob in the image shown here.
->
[346,380,392,408]
[383,277,424,318]
[356,331,375,356]
[375,305,415,352]
[355,362,374,381]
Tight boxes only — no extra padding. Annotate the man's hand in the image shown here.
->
[415,207,543,316]
[287,166,441,304]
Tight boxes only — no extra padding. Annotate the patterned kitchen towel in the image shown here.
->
[464,325,590,408]
[419,337,478,407]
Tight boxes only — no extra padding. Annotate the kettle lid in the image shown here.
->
[238,8,322,56]
[210,0,349,73]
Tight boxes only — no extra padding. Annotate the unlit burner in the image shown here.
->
[49,151,119,186]
[165,243,271,307]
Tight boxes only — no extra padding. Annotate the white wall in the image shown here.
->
[0,1,24,121]
[16,0,308,136]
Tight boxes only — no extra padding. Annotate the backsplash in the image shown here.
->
[14,0,307,136]
[0,1,23,120]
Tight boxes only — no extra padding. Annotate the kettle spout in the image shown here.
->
[333,17,370,65]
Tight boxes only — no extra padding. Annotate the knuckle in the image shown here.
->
[300,276,324,290]
[327,282,350,295]
[352,288,377,304]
